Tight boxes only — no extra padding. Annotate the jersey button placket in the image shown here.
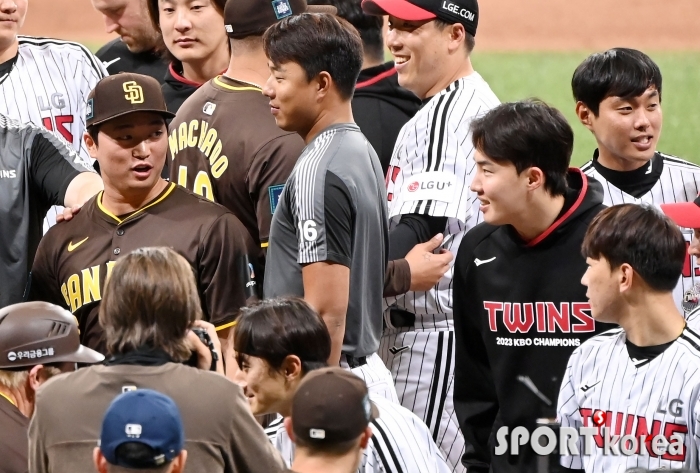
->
[114,227,124,255]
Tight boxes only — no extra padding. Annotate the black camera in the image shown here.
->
[185,327,219,371]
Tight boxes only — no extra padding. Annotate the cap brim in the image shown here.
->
[361,0,436,20]
[52,344,105,365]
[661,202,700,229]
[89,109,176,127]
[306,5,338,15]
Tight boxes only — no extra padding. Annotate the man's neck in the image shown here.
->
[301,102,354,144]
[0,39,18,65]
[100,180,169,217]
[361,54,384,70]
[596,146,648,172]
[181,48,230,85]
[511,192,567,242]
[291,451,358,473]
[0,384,31,417]
[224,52,269,89]
[422,55,474,99]
[619,293,686,347]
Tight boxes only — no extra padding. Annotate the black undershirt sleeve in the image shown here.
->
[322,171,354,267]
[388,214,448,260]
[30,132,83,207]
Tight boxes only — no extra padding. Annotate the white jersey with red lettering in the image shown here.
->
[0,36,107,229]
[581,152,700,316]
[557,326,700,472]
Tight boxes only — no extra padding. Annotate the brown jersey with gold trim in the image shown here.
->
[29,183,257,353]
[168,75,304,275]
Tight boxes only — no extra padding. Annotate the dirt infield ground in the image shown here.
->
[21,0,700,51]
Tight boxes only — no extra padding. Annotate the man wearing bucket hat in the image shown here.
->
[0,301,104,473]
[94,389,187,473]
[29,72,258,354]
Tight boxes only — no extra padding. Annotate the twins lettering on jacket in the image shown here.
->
[484,301,595,334]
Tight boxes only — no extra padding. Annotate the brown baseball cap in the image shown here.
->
[0,302,104,369]
[86,73,175,128]
[224,0,337,39]
[291,367,378,444]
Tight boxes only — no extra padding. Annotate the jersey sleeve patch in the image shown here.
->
[400,171,457,203]
[268,184,285,214]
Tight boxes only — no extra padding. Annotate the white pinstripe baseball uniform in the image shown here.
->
[557,326,700,472]
[266,394,452,473]
[581,151,700,316]
[0,36,107,230]
[380,72,499,472]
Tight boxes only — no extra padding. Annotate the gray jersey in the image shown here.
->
[0,114,92,308]
[264,124,388,357]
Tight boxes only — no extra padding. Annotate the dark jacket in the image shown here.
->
[95,38,168,81]
[351,62,420,175]
[453,169,611,473]
[162,61,202,113]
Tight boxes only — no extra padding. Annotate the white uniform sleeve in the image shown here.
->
[557,348,585,470]
[75,47,107,162]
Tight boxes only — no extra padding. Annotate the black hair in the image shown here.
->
[582,204,686,292]
[434,19,475,53]
[470,99,573,196]
[572,48,662,116]
[233,298,330,375]
[263,13,363,100]
[113,442,171,470]
[308,0,384,62]
[87,125,100,146]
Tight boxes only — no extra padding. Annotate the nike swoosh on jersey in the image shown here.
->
[389,345,409,355]
[580,381,601,392]
[102,57,121,68]
[474,257,496,266]
[67,237,89,252]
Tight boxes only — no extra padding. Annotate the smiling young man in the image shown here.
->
[232,298,453,473]
[453,100,610,473]
[557,204,700,473]
[29,73,257,353]
[92,0,169,79]
[261,13,397,401]
[575,48,700,316]
[359,0,499,469]
[147,0,229,112]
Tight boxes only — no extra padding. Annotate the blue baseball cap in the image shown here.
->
[99,389,184,469]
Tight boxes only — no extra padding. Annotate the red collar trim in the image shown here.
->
[526,168,588,247]
[168,62,225,87]
[356,67,396,89]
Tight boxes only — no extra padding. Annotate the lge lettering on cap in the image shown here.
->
[123,81,144,104]
[440,1,475,21]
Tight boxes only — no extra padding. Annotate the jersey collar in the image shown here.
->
[96,182,176,225]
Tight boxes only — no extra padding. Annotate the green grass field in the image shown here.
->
[472,51,700,167]
[86,39,700,167]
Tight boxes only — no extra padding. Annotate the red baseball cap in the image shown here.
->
[362,0,478,36]
[661,195,700,229]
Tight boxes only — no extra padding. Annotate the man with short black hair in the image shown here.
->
[453,100,610,472]
[573,48,700,315]
[94,389,187,473]
[361,0,498,468]
[0,302,104,473]
[558,204,700,472]
[262,13,396,401]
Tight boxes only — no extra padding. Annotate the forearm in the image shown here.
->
[63,172,103,207]
[383,259,411,297]
[317,310,346,366]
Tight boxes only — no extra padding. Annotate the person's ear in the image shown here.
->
[84,131,99,160]
[315,71,332,101]
[284,417,296,442]
[172,450,188,473]
[446,23,467,55]
[27,365,46,393]
[576,102,595,132]
[282,355,303,382]
[359,426,373,449]
[523,167,545,192]
[93,448,109,473]
[618,263,635,294]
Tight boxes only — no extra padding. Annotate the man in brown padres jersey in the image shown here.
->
[29,73,257,353]
[168,0,332,277]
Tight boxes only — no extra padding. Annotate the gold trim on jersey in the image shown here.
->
[97,183,177,224]
[216,320,238,331]
[213,76,262,93]
[0,392,17,407]
[260,242,269,249]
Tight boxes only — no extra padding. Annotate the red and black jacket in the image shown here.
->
[453,169,611,473]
